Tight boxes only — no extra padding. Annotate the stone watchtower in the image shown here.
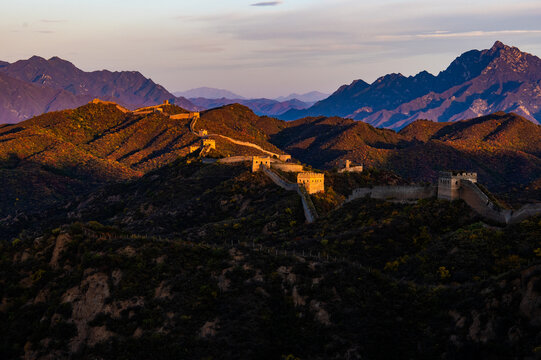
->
[437,171,477,200]
[198,129,208,137]
[202,139,216,150]
[297,172,325,194]
[339,159,363,173]
[251,156,271,172]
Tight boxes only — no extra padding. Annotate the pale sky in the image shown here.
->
[2,0,541,98]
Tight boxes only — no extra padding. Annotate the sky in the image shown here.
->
[2,0,541,98]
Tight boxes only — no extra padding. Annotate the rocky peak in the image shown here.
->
[490,40,507,51]
[334,79,369,95]
[373,73,406,85]
[482,41,541,77]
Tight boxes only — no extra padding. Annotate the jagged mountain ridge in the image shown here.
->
[0,56,198,124]
[280,41,541,129]
[0,72,91,124]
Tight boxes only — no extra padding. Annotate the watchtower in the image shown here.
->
[297,172,325,194]
[339,159,363,173]
[279,154,292,162]
[252,156,271,172]
[202,139,216,150]
[438,171,477,200]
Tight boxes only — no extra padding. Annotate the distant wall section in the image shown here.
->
[347,185,436,202]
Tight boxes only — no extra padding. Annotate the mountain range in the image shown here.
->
[188,97,311,116]
[1,100,539,215]
[174,88,329,104]
[281,41,541,129]
[275,91,329,103]
[0,56,198,124]
[1,98,541,359]
[174,87,246,100]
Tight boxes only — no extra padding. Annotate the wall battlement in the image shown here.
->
[339,159,363,173]
[438,171,478,200]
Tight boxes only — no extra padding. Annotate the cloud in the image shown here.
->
[251,1,282,6]
[40,19,67,23]
[378,29,541,41]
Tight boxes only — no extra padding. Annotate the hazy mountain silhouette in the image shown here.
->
[174,87,246,99]
[275,91,329,103]
[189,97,310,116]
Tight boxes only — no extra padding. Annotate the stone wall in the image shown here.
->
[271,163,304,172]
[262,168,317,223]
[347,185,436,202]
[458,181,508,223]
[509,204,541,224]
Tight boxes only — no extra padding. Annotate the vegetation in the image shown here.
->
[1,103,541,359]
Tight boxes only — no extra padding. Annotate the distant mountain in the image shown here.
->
[0,72,91,123]
[189,97,310,116]
[280,42,541,129]
[275,91,329,103]
[174,87,245,99]
[0,60,9,68]
[0,56,198,123]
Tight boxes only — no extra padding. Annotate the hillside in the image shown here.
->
[281,41,541,129]
[196,104,288,155]
[2,166,541,358]
[0,56,198,124]
[269,112,541,193]
[0,102,296,214]
[1,101,539,216]
[1,100,541,359]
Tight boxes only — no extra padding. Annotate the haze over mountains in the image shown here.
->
[281,41,541,128]
[275,91,329,103]
[188,97,311,117]
[175,88,329,116]
[174,87,246,100]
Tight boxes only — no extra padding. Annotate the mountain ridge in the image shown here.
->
[174,87,246,100]
[280,41,541,129]
[189,97,310,116]
[0,56,199,124]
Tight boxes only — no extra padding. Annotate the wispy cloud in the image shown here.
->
[40,19,67,23]
[378,29,541,41]
[251,1,282,6]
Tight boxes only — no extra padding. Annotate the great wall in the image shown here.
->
[188,105,541,225]
[347,172,541,225]
[98,99,541,226]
